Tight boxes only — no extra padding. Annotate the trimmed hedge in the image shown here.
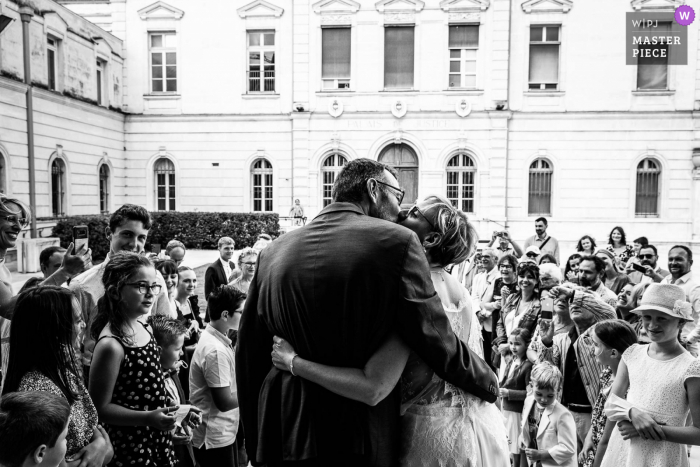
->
[52,212,280,261]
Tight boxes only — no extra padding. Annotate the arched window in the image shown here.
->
[446,153,476,213]
[635,158,660,217]
[99,164,110,214]
[51,158,66,217]
[252,159,273,212]
[154,158,176,211]
[321,153,347,207]
[528,158,552,216]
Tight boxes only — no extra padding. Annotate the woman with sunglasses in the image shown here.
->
[270,195,510,467]
[89,252,177,466]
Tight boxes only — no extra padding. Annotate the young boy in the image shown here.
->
[0,391,70,467]
[149,315,201,467]
[520,362,577,467]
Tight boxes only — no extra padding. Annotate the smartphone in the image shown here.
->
[632,263,647,273]
[72,225,88,253]
[541,297,554,320]
[151,243,162,256]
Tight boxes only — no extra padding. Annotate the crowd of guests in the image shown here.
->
[0,180,698,467]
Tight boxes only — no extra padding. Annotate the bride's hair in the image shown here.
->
[421,194,477,268]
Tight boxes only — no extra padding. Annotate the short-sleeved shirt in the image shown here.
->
[189,325,239,449]
[524,235,560,265]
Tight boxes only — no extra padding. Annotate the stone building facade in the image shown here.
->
[1,0,699,259]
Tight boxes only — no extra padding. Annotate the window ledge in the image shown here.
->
[242,93,280,99]
[317,90,355,94]
[381,89,417,93]
[632,90,674,96]
[524,91,564,97]
[143,94,181,100]
[443,89,484,95]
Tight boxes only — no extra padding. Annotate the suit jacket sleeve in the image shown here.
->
[395,234,498,403]
[204,264,217,299]
[235,252,271,466]
[548,408,577,465]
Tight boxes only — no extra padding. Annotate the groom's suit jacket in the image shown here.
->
[236,202,498,467]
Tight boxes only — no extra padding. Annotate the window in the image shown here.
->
[252,159,273,212]
[637,23,670,90]
[635,158,660,217]
[149,32,177,93]
[322,27,351,90]
[248,31,275,93]
[448,25,479,89]
[528,158,552,215]
[0,154,6,194]
[47,37,58,91]
[446,153,476,213]
[154,158,176,211]
[529,25,560,90]
[99,164,110,214]
[96,61,105,105]
[384,26,414,89]
[321,153,347,207]
[51,159,66,217]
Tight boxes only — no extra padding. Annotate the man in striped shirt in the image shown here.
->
[534,285,617,447]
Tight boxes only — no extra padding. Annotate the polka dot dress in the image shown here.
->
[97,325,175,467]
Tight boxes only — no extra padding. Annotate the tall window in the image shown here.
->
[248,31,275,93]
[321,153,347,207]
[252,159,273,212]
[384,26,414,89]
[99,164,110,214]
[446,153,476,213]
[635,158,660,217]
[0,154,6,194]
[528,158,552,215]
[51,159,66,217]
[47,37,58,91]
[448,25,478,89]
[529,25,560,90]
[322,27,351,90]
[154,158,176,211]
[150,32,177,93]
[96,61,104,105]
[637,23,670,90]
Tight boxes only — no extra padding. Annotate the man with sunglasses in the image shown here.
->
[627,245,669,284]
[237,158,497,467]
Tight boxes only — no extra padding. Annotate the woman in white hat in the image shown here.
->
[598,283,700,467]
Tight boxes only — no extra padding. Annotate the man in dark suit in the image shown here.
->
[237,159,498,467]
[204,236,238,300]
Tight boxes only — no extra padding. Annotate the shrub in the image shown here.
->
[51,212,280,260]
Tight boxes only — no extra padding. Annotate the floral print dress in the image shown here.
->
[583,368,613,467]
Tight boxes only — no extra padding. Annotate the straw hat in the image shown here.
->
[631,283,693,321]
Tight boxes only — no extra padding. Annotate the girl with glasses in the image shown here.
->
[270,195,510,467]
[89,252,177,467]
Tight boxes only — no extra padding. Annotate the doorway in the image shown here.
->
[378,143,418,208]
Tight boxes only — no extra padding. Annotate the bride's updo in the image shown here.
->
[422,194,477,267]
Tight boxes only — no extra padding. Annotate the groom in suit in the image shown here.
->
[237,158,498,467]
[204,236,238,300]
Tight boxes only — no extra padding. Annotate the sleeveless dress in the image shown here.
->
[97,324,176,467]
[600,344,700,467]
[399,289,510,467]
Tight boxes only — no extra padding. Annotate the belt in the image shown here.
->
[566,403,592,414]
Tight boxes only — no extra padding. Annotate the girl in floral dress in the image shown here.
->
[89,252,177,466]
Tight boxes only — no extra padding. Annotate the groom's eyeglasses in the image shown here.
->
[372,179,405,205]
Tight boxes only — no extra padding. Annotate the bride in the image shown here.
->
[271,195,510,467]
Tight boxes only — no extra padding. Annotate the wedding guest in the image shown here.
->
[520,362,577,467]
[89,252,176,466]
[489,230,523,260]
[605,227,634,268]
[577,256,618,307]
[524,217,560,265]
[19,245,90,292]
[626,245,669,284]
[175,265,203,401]
[156,260,179,318]
[524,246,541,263]
[204,237,238,300]
[230,248,257,294]
[2,286,112,466]
[564,254,582,284]
[539,254,558,266]
[577,235,597,257]
[623,237,649,274]
[483,254,519,369]
[166,240,186,267]
[471,249,499,364]
[661,245,700,356]
[580,320,637,467]
[0,391,71,467]
[600,284,700,467]
[595,249,630,295]
[253,234,273,251]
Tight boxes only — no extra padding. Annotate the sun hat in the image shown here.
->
[630,283,693,321]
[525,245,541,256]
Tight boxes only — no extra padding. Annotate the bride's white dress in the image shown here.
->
[399,276,510,467]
